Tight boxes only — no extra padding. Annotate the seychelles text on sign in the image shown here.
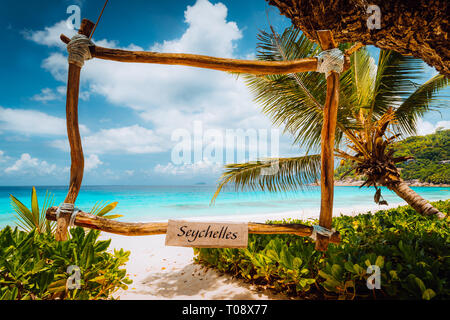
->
[165,220,248,248]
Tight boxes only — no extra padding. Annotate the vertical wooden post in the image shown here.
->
[55,19,95,241]
[315,30,340,251]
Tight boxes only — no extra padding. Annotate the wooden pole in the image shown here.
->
[55,19,95,241]
[47,207,340,244]
[59,34,318,75]
[315,30,340,251]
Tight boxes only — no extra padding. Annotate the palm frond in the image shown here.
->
[244,27,327,153]
[211,155,321,203]
[90,201,122,219]
[371,49,424,118]
[10,194,36,232]
[394,73,449,135]
[40,190,56,233]
[31,187,40,232]
[10,188,55,233]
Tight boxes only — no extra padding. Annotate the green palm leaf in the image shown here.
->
[10,194,36,232]
[244,27,327,153]
[90,201,122,219]
[242,27,373,152]
[371,49,424,117]
[40,190,56,233]
[212,155,321,203]
[394,73,449,135]
[10,187,55,233]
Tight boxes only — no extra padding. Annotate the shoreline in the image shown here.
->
[103,200,411,225]
[308,179,450,187]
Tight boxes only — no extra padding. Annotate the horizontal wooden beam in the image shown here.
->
[60,33,318,75]
[46,207,340,244]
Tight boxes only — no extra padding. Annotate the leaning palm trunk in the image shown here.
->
[388,181,446,219]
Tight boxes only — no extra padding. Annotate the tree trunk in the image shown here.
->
[389,181,446,219]
[267,0,449,77]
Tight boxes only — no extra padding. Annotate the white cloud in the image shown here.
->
[39,0,275,156]
[52,124,165,154]
[0,150,10,163]
[417,119,450,136]
[31,88,60,102]
[5,153,57,175]
[23,20,77,48]
[85,154,102,171]
[3,152,100,177]
[0,106,89,136]
[31,86,90,102]
[154,159,222,176]
[152,0,241,57]
[42,53,68,82]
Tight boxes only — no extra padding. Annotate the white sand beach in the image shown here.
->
[103,202,407,300]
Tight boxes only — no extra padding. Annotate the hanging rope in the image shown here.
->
[309,225,335,241]
[69,207,81,228]
[55,203,74,220]
[67,34,94,67]
[89,0,109,40]
[55,202,81,228]
[316,47,344,77]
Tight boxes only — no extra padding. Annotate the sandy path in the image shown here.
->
[102,202,407,300]
[105,234,291,300]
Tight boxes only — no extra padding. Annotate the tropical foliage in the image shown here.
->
[195,200,450,300]
[336,129,450,184]
[0,226,131,300]
[394,129,449,184]
[2,188,131,300]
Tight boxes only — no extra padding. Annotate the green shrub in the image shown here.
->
[194,200,450,300]
[0,226,132,300]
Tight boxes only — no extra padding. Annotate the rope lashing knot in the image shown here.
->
[309,225,335,241]
[67,34,94,68]
[316,48,344,77]
[55,203,81,228]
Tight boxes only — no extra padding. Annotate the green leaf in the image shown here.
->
[331,264,343,279]
[414,277,426,293]
[292,257,303,269]
[94,239,111,252]
[31,187,40,230]
[47,279,67,293]
[422,288,436,300]
[375,256,384,268]
[95,202,118,217]
[211,155,321,203]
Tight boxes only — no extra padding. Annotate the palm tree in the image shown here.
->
[212,27,448,219]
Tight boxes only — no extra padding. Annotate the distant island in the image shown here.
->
[333,129,450,187]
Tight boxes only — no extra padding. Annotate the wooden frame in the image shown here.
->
[52,19,345,250]
[55,19,95,241]
[315,30,340,251]
[47,207,340,244]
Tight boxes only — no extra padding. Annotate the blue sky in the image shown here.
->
[0,0,448,186]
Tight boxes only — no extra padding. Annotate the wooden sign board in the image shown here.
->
[165,220,248,248]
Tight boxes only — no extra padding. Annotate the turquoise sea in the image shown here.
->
[0,185,448,228]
